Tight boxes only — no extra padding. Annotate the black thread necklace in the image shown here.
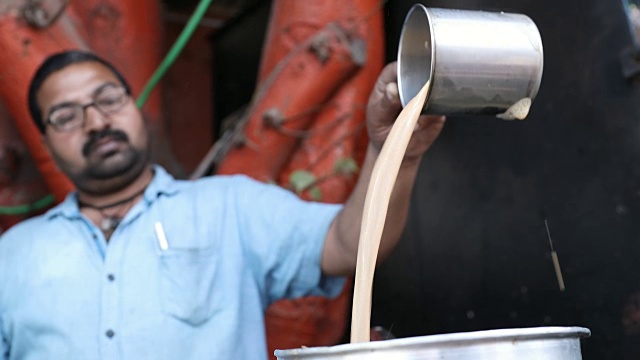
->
[78,188,146,232]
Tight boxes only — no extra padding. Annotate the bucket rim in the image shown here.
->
[274,326,591,358]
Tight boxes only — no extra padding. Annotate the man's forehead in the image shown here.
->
[37,61,120,104]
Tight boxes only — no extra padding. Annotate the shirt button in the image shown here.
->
[92,234,98,240]
[107,274,115,282]
[105,329,115,339]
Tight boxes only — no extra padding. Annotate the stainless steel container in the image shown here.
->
[397,5,544,117]
[275,327,590,359]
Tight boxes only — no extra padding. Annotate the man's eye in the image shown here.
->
[51,108,78,126]
[96,90,126,110]
[97,95,121,106]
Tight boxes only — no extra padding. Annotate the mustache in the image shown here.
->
[82,129,129,157]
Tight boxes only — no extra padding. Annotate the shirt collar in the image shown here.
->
[45,165,181,220]
[143,165,181,201]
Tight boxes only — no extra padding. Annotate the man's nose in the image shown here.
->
[84,104,111,131]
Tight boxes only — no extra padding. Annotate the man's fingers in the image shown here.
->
[385,82,400,102]
[368,63,403,127]
[414,115,446,132]
[374,62,399,93]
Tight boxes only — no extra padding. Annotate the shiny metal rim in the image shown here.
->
[275,327,591,357]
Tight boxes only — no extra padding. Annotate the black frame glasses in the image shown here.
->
[46,85,131,132]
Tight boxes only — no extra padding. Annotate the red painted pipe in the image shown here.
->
[216,25,362,181]
[268,2,384,354]
[217,0,384,356]
[0,11,78,202]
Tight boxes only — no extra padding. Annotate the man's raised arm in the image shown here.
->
[321,62,446,276]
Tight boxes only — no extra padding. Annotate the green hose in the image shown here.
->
[0,0,213,217]
[0,194,55,216]
[136,0,214,108]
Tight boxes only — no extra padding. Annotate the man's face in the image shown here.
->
[37,61,149,193]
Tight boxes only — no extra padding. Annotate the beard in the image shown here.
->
[56,128,151,195]
[82,129,141,178]
[84,146,141,179]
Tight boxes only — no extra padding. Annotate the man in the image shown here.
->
[0,50,445,359]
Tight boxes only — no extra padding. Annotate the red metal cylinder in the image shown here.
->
[217,0,385,356]
[0,11,78,202]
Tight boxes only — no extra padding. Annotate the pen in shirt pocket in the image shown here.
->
[154,222,170,251]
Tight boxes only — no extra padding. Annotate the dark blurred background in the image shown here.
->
[372,1,640,359]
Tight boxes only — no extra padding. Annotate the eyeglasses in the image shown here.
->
[46,86,130,132]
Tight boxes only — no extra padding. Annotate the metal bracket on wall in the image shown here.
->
[21,0,69,29]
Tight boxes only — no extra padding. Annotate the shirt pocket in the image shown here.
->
[158,246,219,325]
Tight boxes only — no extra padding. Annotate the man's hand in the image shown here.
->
[322,62,445,276]
[366,62,446,163]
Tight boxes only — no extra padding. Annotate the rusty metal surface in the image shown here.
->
[0,101,49,229]
[0,0,23,15]
[21,0,69,28]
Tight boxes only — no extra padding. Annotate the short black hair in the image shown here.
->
[28,50,132,133]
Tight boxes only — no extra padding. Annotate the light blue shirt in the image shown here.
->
[0,166,344,360]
